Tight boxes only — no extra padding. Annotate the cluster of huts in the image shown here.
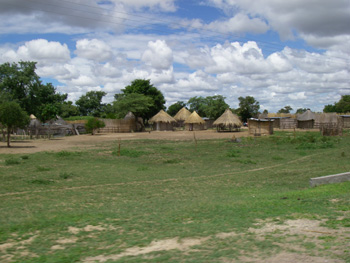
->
[149,108,242,132]
[22,108,350,138]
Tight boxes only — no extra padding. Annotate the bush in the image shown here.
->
[85,118,105,135]
[5,159,20,165]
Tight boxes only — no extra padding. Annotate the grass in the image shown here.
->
[0,131,349,262]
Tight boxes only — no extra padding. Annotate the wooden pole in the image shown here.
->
[118,138,121,156]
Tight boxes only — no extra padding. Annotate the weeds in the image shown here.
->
[5,159,20,165]
[112,148,146,158]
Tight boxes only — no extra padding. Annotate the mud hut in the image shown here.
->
[149,110,177,131]
[339,115,350,128]
[297,110,316,129]
[213,109,242,131]
[184,111,205,131]
[173,107,191,127]
[248,118,274,135]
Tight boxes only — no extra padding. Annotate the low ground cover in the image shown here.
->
[0,131,349,262]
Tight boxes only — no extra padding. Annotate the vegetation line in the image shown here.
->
[0,152,324,197]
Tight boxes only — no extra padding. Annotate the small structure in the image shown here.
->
[184,111,205,131]
[213,109,242,131]
[248,118,274,135]
[149,110,177,131]
[173,107,191,127]
[297,110,316,129]
[339,115,350,128]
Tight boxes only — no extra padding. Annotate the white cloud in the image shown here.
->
[75,39,113,62]
[142,40,173,70]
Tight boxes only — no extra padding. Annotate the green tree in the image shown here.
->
[113,93,153,127]
[0,102,30,147]
[85,117,106,135]
[118,79,165,121]
[36,104,59,139]
[167,101,186,116]
[60,101,79,118]
[76,91,107,116]
[323,95,350,113]
[278,105,293,114]
[0,62,66,116]
[296,108,309,114]
[237,96,260,122]
[204,95,229,119]
[187,96,207,116]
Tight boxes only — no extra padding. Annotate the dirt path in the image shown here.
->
[0,129,249,154]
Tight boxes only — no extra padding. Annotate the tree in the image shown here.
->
[113,93,153,121]
[187,95,229,119]
[296,108,309,114]
[323,95,350,113]
[167,101,186,116]
[85,117,106,135]
[237,96,260,122]
[60,101,79,118]
[0,102,30,147]
[0,62,67,116]
[36,104,59,139]
[278,105,293,114]
[76,91,107,116]
[118,79,165,121]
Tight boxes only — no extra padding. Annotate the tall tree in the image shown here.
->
[113,93,153,119]
[167,101,186,116]
[237,96,260,122]
[36,104,59,139]
[187,96,207,116]
[60,101,79,118]
[0,61,67,116]
[76,91,107,117]
[323,95,350,113]
[205,95,229,119]
[118,79,165,121]
[0,102,30,147]
[278,105,293,114]
[296,108,309,114]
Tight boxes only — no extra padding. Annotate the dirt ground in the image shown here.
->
[0,129,250,154]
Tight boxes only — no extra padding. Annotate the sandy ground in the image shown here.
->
[0,129,250,154]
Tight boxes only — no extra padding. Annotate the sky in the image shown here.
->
[0,0,349,113]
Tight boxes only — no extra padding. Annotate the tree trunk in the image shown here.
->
[7,129,10,147]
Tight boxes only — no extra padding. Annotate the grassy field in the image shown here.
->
[0,130,350,262]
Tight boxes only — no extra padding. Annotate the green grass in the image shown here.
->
[0,131,350,262]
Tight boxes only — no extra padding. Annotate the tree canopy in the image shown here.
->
[278,105,293,114]
[167,101,186,116]
[76,91,107,117]
[118,79,165,121]
[113,93,153,119]
[324,95,350,113]
[237,96,260,122]
[187,95,229,119]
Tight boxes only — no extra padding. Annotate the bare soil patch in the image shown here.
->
[0,129,249,154]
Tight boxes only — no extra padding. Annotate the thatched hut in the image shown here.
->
[184,111,205,131]
[173,107,191,127]
[297,110,316,129]
[213,109,242,131]
[248,118,274,135]
[149,110,177,131]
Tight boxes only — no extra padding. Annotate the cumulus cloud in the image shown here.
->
[75,39,113,62]
[0,39,70,65]
[142,40,173,70]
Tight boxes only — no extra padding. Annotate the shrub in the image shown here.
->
[85,118,105,135]
[5,159,20,165]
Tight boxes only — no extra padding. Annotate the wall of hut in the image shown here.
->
[98,118,137,133]
[152,122,174,131]
[185,123,205,131]
[297,120,314,129]
[280,118,297,129]
[339,116,350,128]
[248,119,273,135]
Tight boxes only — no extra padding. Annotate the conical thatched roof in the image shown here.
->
[184,111,205,124]
[297,110,316,121]
[213,109,242,127]
[149,110,177,123]
[174,107,191,121]
[124,111,135,120]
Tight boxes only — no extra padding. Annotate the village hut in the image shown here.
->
[149,110,177,131]
[248,118,274,135]
[213,109,242,131]
[297,110,316,129]
[173,107,191,127]
[184,111,205,131]
[124,111,143,131]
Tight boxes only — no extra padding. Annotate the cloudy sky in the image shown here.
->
[0,0,349,112]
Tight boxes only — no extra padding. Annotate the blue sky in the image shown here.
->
[0,0,349,112]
